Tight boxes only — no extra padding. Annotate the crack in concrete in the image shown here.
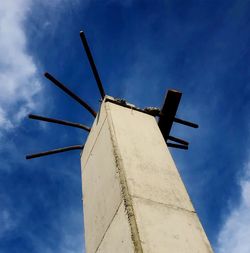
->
[94,200,123,253]
[132,195,196,214]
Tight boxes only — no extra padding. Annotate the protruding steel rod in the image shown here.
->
[26,145,84,159]
[80,31,105,99]
[167,143,188,150]
[28,114,91,132]
[168,135,189,146]
[158,90,182,141]
[44,72,97,117]
[174,117,199,128]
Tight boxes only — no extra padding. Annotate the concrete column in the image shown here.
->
[81,97,213,253]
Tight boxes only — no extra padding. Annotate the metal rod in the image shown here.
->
[167,143,188,150]
[28,114,91,132]
[174,117,199,128]
[168,135,189,146]
[158,90,182,141]
[44,72,97,117]
[80,31,105,99]
[26,145,84,159]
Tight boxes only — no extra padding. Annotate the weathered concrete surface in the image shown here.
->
[81,97,213,253]
[81,117,123,253]
[133,197,212,253]
[97,202,134,253]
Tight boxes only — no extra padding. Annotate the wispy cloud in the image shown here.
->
[0,207,17,238]
[217,156,250,253]
[0,0,42,132]
[0,1,84,253]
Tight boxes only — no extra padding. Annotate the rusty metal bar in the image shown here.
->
[158,90,182,142]
[28,114,91,132]
[168,135,189,146]
[174,117,199,128]
[26,145,84,159]
[167,143,188,150]
[80,31,105,99]
[44,72,97,117]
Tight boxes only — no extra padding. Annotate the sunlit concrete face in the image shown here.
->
[81,97,213,253]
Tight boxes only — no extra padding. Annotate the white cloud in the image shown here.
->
[0,1,84,252]
[217,159,250,253]
[0,107,13,130]
[0,208,17,237]
[0,0,42,131]
[0,193,23,238]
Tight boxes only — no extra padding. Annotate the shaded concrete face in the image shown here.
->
[81,98,213,253]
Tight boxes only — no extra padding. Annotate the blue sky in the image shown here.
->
[0,0,250,252]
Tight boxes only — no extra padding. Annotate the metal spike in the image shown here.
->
[174,117,199,128]
[167,142,188,150]
[168,136,189,146]
[28,114,91,132]
[44,72,97,117]
[26,145,84,159]
[80,31,105,99]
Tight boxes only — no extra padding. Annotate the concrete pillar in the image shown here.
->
[81,97,213,253]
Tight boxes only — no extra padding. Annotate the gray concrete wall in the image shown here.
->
[81,98,213,253]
